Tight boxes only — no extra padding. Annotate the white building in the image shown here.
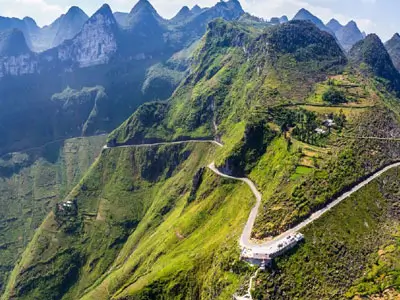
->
[241,233,304,263]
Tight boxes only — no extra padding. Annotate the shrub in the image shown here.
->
[322,87,347,104]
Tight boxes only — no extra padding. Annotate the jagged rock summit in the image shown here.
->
[335,20,364,51]
[293,8,333,34]
[55,3,118,67]
[171,6,193,23]
[385,33,400,72]
[127,0,164,28]
[326,18,343,33]
[0,28,31,56]
[191,5,202,14]
[52,6,88,47]
[350,34,400,92]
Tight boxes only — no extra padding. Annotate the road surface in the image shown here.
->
[208,162,262,249]
[106,140,400,255]
[105,139,400,299]
[211,159,400,251]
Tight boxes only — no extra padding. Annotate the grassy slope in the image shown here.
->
[109,19,400,243]
[253,167,400,299]
[7,20,400,300]
[0,135,105,295]
[252,72,400,238]
[83,167,254,300]
[3,142,256,300]
[108,20,345,147]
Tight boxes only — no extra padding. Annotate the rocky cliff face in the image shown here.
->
[56,4,118,67]
[385,33,400,72]
[335,20,364,51]
[52,6,88,48]
[0,53,37,77]
[0,29,37,76]
[293,8,333,35]
[326,18,343,33]
[350,34,400,93]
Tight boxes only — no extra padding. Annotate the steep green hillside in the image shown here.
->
[0,135,105,295]
[108,19,345,146]
[0,0,245,156]
[3,142,255,300]
[103,20,400,298]
[6,19,400,300]
[253,167,400,299]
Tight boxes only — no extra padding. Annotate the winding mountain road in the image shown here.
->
[105,139,400,257]
[105,139,400,300]
[103,139,223,150]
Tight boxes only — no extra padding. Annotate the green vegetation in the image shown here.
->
[322,86,348,104]
[253,168,400,299]
[109,19,346,148]
[4,142,255,300]
[0,135,105,295]
[217,116,277,176]
[7,18,400,300]
[291,165,313,180]
[349,34,400,94]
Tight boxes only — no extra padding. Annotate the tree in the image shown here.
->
[322,87,347,104]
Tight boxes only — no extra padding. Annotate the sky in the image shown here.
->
[0,0,398,41]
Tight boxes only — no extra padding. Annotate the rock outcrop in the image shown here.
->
[335,20,364,51]
[293,8,334,35]
[55,4,118,67]
[385,33,400,72]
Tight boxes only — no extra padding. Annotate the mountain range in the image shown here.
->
[292,9,365,52]
[3,1,400,299]
[0,0,246,156]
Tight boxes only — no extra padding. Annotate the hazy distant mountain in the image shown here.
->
[0,0,246,157]
[171,6,193,23]
[0,16,36,49]
[0,6,87,52]
[350,34,400,93]
[326,18,343,33]
[22,17,40,34]
[191,5,203,14]
[279,15,289,23]
[178,0,244,41]
[52,6,88,47]
[127,0,164,27]
[385,33,400,72]
[114,12,129,27]
[293,8,333,34]
[120,0,166,56]
[55,4,118,67]
[0,28,30,56]
[335,20,364,51]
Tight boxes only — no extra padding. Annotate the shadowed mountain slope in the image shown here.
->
[386,33,400,72]
[349,33,400,93]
